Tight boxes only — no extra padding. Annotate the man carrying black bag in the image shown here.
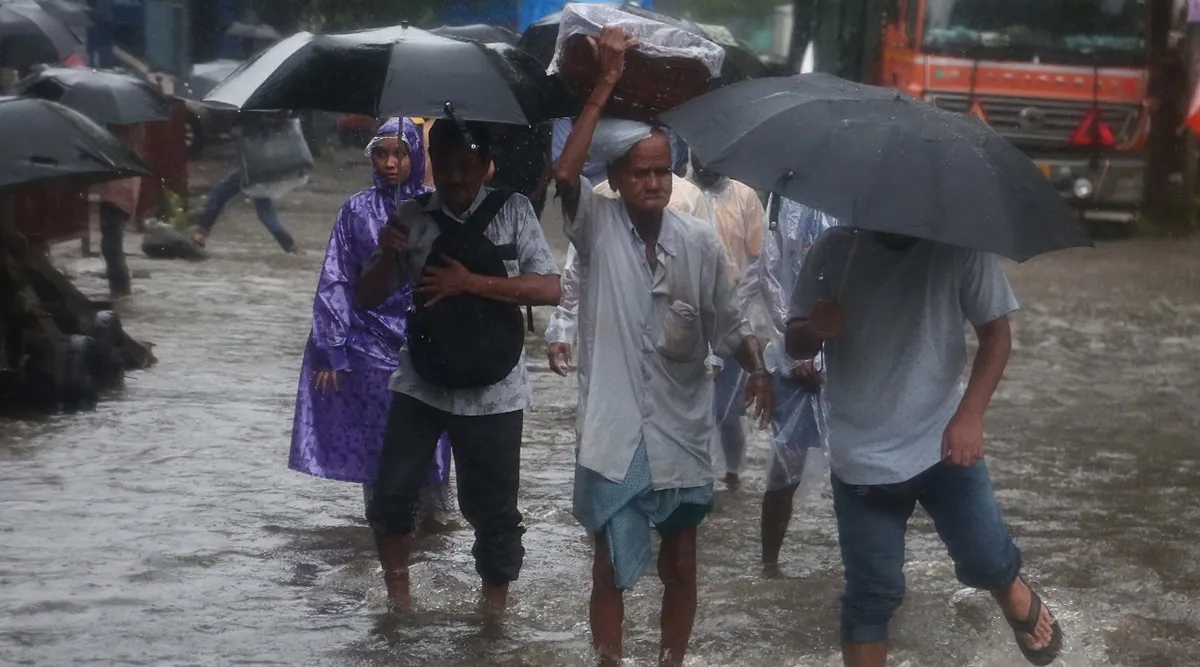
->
[357,119,561,617]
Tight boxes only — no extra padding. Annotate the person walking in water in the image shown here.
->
[555,27,773,667]
[786,228,1064,667]
[358,119,560,616]
[192,112,303,255]
[738,195,834,577]
[687,152,767,492]
[289,118,455,536]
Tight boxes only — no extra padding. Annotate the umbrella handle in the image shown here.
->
[834,232,859,304]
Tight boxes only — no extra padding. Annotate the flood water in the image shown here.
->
[2,148,1198,667]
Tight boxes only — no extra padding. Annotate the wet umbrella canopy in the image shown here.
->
[205,26,577,125]
[0,0,81,68]
[430,24,519,45]
[17,67,170,126]
[0,96,155,191]
[2,0,91,40]
[661,74,1092,261]
[183,59,242,100]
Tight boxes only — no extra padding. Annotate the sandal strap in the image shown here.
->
[1005,586,1043,634]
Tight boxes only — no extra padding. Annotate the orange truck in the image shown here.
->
[805,0,1150,224]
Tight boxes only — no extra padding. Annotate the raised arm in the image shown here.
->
[551,26,638,221]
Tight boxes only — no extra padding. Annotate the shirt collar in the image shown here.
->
[422,186,488,221]
[628,211,680,257]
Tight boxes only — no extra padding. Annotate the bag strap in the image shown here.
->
[422,190,513,244]
[767,193,783,232]
[461,189,513,238]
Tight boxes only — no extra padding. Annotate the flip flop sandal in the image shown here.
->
[1005,579,1064,666]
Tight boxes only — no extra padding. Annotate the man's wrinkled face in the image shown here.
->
[690,153,721,189]
[371,138,410,187]
[609,132,673,217]
[430,142,490,216]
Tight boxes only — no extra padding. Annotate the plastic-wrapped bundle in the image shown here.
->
[239,117,313,199]
[549,4,725,120]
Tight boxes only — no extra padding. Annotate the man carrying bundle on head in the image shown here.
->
[553,26,773,667]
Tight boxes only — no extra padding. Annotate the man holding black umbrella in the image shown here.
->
[785,229,1064,667]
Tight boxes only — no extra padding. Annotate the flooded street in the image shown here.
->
[2,148,1199,667]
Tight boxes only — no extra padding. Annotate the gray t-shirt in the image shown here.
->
[788,229,1018,485]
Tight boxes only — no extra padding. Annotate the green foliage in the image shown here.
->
[161,190,190,232]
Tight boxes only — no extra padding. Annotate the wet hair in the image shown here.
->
[428,118,492,161]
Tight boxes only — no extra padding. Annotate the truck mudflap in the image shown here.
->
[1031,153,1146,222]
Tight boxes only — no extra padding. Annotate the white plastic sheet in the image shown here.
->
[239,118,313,199]
[547,3,726,78]
[588,118,652,164]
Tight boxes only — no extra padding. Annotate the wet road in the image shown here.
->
[2,149,1199,666]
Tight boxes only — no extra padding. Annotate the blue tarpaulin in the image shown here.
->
[517,0,655,32]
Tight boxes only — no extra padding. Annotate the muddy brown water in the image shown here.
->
[2,149,1198,666]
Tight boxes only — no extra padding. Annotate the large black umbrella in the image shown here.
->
[0,1,82,68]
[182,59,242,100]
[517,4,761,84]
[205,25,576,124]
[661,74,1091,261]
[206,25,576,124]
[0,96,155,191]
[17,67,171,125]
[431,24,519,45]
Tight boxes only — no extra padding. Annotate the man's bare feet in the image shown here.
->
[762,562,783,579]
[287,246,306,256]
[723,472,741,492]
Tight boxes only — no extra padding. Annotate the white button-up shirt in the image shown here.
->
[567,177,752,489]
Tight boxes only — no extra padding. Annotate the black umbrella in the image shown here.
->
[517,4,761,84]
[204,26,577,125]
[431,24,519,45]
[2,0,91,40]
[0,1,81,68]
[0,96,155,191]
[17,67,171,125]
[183,59,242,100]
[660,74,1091,261]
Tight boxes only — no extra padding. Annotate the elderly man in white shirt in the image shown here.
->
[552,27,773,667]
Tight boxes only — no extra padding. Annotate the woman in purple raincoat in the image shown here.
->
[289,117,454,528]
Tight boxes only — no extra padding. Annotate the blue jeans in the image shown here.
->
[195,169,295,251]
[832,461,1022,644]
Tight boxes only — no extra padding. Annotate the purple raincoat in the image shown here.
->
[289,118,451,484]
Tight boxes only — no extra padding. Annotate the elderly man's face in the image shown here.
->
[609,132,673,218]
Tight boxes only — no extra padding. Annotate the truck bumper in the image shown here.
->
[1029,153,1145,223]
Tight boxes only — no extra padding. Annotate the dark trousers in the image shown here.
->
[98,203,130,296]
[368,392,526,586]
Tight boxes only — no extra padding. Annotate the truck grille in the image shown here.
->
[926,94,1142,148]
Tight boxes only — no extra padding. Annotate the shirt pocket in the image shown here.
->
[495,242,519,277]
[655,300,705,363]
